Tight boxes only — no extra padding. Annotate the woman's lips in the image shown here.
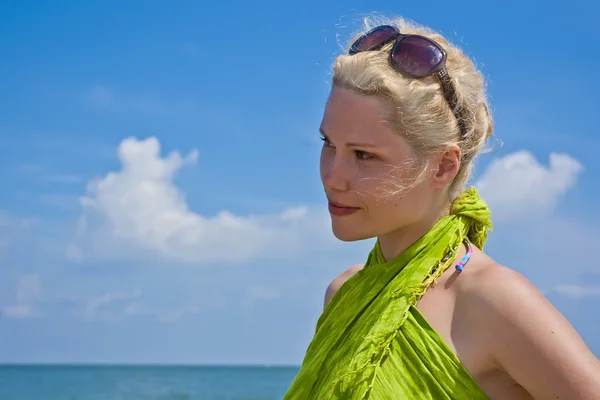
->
[327,200,360,217]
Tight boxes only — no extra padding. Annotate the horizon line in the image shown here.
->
[0,362,301,367]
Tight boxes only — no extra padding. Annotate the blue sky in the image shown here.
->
[0,0,599,365]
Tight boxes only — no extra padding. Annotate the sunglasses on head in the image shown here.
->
[349,25,466,140]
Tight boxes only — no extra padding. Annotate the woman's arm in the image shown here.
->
[466,266,600,399]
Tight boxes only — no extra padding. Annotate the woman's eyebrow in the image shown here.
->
[319,128,380,149]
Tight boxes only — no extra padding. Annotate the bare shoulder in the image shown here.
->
[324,264,364,308]
[458,254,600,399]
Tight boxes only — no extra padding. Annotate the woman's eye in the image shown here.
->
[320,136,374,160]
[355,150,374,160]
[320,136,333,147]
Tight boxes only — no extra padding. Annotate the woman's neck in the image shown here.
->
[377,201,451,261]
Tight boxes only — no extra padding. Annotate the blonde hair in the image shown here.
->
[332,16,494,198]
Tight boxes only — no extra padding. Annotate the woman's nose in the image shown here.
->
[321,154,351,193]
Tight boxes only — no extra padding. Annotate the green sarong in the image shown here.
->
[284,188,493,399]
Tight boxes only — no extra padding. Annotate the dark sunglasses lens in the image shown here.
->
[392,36,445,77]
[351,26,398,53]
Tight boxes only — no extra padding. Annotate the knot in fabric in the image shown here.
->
[451,187,493,249]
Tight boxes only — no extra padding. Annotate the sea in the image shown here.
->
[0,365,300,400]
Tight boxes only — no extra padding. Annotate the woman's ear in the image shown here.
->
[432,145,461,188]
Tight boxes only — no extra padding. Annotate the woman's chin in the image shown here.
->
[331,225,369,242]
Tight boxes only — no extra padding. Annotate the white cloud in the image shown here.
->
[76,137,334,264]
[3,305,35,319]
[65,243,83,262]
[156,304,202,323]
[84,85,114,108]
[13,163,84,184]
[0,213,37,251]
[78,289,202,324]
[15,274,42,303]
[80,289,142,323]
[240,285,281,316]
[82,86,179,116]
[474,150,583,221]
[248,286,279,300]
[44,173,84,184]
[2,274,42,319]
[554,284,600,299]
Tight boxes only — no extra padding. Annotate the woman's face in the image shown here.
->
[319,86,447,242]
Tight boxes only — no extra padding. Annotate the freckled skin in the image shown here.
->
[321,87,600,399]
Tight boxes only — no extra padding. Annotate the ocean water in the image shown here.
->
[0,365,300,400]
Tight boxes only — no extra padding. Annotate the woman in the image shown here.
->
[283,17,600,400]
